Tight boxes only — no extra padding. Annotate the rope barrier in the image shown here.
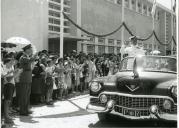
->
[63,12,176,46]
[63,12,123,37]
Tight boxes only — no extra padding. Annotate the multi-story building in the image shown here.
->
[1,0,176,55]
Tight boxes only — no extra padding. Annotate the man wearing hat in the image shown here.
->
[120,36,145,57]
[19,44,37,116]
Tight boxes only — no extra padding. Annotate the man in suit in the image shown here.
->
[19,44,37,116]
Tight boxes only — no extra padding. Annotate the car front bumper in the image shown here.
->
[86,103,177,122]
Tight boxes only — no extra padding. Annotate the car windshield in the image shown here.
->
[120,56,176,73]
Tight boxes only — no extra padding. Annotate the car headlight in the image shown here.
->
[171,86,177,98]
[90,82,101,92]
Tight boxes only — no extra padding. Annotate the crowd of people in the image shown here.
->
[1,44,121,124]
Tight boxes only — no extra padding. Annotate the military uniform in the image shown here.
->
[19,50,36,115]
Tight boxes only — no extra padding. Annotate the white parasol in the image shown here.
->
[150,50,161,55]
[5,37,37,54]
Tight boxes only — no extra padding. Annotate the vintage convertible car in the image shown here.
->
[86,55,177,122]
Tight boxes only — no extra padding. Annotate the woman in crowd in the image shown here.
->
[31,52,47,104]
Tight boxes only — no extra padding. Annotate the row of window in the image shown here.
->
[48,25,70,33]
[87,36,159,50]
[49,2,70,13]
[50,0,70,6]
[87,36,121,46]
[107,0,159,20]
[49,18,70,26]
[85,44,121,54]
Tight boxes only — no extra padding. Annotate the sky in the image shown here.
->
[157,0,173,9]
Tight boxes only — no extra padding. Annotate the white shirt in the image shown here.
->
[124,45,145,57]
[4,65,15,85]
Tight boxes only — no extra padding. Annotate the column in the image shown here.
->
[77,0,82,53]
[129,0,132,10]
[136,0,138,12]
[94,37,98,54]
[60,0,64,58]
[105,38,108,53]
[114,40,117,54]
[141,2,144,14]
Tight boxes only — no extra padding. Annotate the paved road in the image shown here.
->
[6,95,176,128]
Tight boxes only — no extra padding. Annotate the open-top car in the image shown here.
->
[86,55,177,122]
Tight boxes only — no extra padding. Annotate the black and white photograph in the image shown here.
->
[0,0,178,127]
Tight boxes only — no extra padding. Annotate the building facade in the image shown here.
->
[1,0,176,55]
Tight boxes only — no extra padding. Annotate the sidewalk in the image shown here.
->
[2,94,98,128]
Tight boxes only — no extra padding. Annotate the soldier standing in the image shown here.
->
[19,44,37,116]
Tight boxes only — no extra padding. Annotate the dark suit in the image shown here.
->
[19,53,36,114]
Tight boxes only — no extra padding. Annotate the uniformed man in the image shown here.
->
[121,36,146,57]
[19,44,37,116]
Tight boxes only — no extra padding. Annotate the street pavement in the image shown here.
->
[4,94,177,128]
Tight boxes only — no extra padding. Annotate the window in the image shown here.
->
[49,10,60,17]
[131,0,136,10]
[64,28,70,33]
[49,18,53,23]
[108,39,114,45]
[117,47,121,54]
[51,0,61,3]
[144,44,148,49]
[98,45,105,54]
[54,26,60,32]
[54,19,60,25]
[117,40,121,46]
[117,0,122,5]
[87,45,95,54]
[154,45,157,49]
[87,36,94,42]
[149,44,152,49]
[138,43,143,47]
[49,25,53,31]
[138,2,142,13]
[143,5,147,15]
[108,46,114,53]
[98,38,105,43]
[49,3,61,10]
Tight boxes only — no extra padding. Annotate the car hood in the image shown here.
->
[97,71,176,96]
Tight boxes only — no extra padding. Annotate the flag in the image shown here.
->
[151,0,157,19]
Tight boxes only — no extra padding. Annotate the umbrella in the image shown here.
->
[1,41,17,48]
[5,37,36,53]
[5,37,31,45]
[150,50,161,55]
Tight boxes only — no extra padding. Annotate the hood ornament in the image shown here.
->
[125,84,140,92]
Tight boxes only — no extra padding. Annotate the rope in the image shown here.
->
[123,23,154,41]
[63,12,123,37]
[63,12,176,46]
[123,22,134,36]
[153,31,172,45]
[172,36,176,45]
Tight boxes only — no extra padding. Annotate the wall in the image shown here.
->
[1,0,48,51]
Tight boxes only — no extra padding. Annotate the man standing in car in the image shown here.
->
[19,44,37,116]
[121,36,146,57]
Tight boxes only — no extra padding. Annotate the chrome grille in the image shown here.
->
[106,95,176,113]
